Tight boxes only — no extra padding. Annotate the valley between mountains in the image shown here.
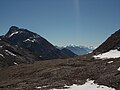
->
[0,26,120,90]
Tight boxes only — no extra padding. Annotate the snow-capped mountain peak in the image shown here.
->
[57,45,94,55]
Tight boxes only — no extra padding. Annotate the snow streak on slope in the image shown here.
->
[23,38,36,43]
[9,31,19,37]
[5,50,16,56]
[93,49,120,59]
[51,79,115,90]
[0,54,4,57]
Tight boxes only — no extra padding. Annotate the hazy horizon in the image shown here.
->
[0,0,120,47]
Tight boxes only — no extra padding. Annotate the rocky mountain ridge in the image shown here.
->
[0,26,76,67]
[93,29,120,54]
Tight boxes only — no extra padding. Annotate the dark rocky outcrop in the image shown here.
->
[0,38,36,67]
[61,48,77,57]
[4,26,68,60]
[93,29,120,54]
[0,26,76,67]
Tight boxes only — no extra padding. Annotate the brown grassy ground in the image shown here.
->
[0,56,120,90]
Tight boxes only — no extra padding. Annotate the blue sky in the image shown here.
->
[0,0,120,47]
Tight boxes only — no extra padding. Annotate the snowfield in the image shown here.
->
[50,79,115,90]
[93,49,120,59]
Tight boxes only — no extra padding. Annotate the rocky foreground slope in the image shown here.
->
[0,57,120,90]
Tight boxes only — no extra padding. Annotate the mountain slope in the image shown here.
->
[93,29,120,54]
[0,37,37,67]
[60,48,77,57]
[0,26,78,67]
[3,26,70,60]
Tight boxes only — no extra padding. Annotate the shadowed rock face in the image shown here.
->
[0,26,77,67]
[4,26,70,60]
[0,37,37,67]
[93,29,120,54]
[60,48,77,57]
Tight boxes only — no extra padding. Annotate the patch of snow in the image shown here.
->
[117,67,120,71]
[107,61,114,64]
[36,86,48,89]
[52,79,115,90]
[88,51,93,54]
[5,50,16,56]
[0,54,4,58]
[93,49,120,59]
[70,44,76,47]
[40,56,42,57]
[36,86,42,89]
[23,39,30,42]
[14,62,18,65]
[42,86,48,88]
[15,45,18,47]
[23,38,36,43]
[9,31,19,37]
[0,46,3,48]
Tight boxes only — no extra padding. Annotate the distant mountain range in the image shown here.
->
[56,45,94,55]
